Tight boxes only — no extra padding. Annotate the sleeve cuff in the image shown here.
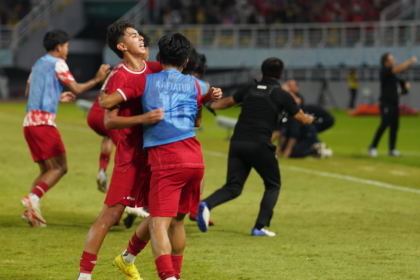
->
[117,89,127,101]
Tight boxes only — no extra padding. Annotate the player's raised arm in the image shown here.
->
[392,56,417,74]
[201,87,222,104]
[66,64,110,95]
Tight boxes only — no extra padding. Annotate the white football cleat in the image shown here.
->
[324,148,333,158]
[21,195,46,224]
[22,210,46,227]
[368,147,378,158]
[251,228,276,236]
[96,168,108,193]
[125,207,149,219]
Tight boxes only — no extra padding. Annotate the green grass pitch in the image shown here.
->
[0,103,420,279]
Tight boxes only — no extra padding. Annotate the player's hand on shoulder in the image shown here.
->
[95,64,111,83]
[59,91,76,103]
[210,87,222,102]
[143,108,164,124]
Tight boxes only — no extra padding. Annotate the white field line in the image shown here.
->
[2,111,418,194]
[201,149,420,195]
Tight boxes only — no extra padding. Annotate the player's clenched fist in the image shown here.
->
[209,87,222,102]
[95,64,111,82]
[143,108,164,124]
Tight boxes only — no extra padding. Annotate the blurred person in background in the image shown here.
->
[368,54,417,157]
[275,81,332,159]
[347,68,358,108]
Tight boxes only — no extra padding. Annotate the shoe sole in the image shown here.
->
[22,210,46,227]
[197,203,209,232]
[21,197,46,224]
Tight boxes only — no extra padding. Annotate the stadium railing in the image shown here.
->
[10,0,73,49]
[0,26,15,49]
[204,66,420,88]
[140,21,420,49]
[380,0,418,22]
[117,0,149,26]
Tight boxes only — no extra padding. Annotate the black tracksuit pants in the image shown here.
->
[370,103,399,150]
[203,140,281,227]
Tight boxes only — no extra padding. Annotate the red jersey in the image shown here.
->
[117,71,205,171]
[103,61,162,172]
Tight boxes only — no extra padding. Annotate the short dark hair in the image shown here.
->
[381,53,390,66]
[139,32,150,48]
[261,57,284,79]
[185,48,207,76]
[158,33,192,67]
[107,20,134,59]
[43,30,70,52]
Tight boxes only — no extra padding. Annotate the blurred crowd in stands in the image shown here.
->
[0,0,34,25]
[154,0,396,26]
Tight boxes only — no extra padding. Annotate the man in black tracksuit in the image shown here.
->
[368,53,417,157]
[196,58,314,236]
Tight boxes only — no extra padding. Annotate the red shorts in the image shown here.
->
[87,107,119,145]
[23,125,66,162]
[149,168,204,217]
[104,158,151,208]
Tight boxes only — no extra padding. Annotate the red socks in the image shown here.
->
[155,255,176,280]
[31,182,50,199]
[80,251,97,274]
[171,255,183,279]
[99,153,111,170]
[127,234,149,256]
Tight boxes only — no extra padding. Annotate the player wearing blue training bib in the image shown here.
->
[99,33,222,280]
[21,29,110,228]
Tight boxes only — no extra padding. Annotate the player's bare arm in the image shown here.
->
[195,107,203,127]
[59,91,76,103]
[282,137,297,158]
[210,96,237,110]
[66,64,111,95]
[98,89,125,109]
[104,107,164,130]
[25,83,30,98]
[201,87,223,104]
[392,56,417,74]
[293,109,314,125]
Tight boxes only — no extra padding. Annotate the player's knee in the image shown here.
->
[170,215,185,227]
[98,211,120,228]
[226,185,242,198]
[60,165,68,175]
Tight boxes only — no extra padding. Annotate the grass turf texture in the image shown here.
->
[1,103,420,279]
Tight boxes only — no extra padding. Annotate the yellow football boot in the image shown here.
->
[113,253,142,280]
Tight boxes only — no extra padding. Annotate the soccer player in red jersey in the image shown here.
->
[87,33,152,194]
[99,33,222,280]
[77,21,165,280]
[22,29,110,227]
